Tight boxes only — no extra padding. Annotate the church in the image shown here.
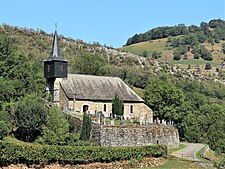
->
[44,30,153,122]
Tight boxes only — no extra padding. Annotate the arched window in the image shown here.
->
[130,105,134,113]
[103,104,107,112]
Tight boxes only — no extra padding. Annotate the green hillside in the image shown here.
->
[120,19,225,75]
[120,37,225,65]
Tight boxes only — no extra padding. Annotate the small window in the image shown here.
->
[130,105,134,113]
[60,64,63,72]
[47,64,51,72]
[103,104,107,112]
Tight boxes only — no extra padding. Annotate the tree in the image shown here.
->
[222,43,225,54]
[0,121,9,140]
[144,78,184,121]
[199,45,213,61]
[142,50,148,57]
[80,113,92,141]
[152,51,162,59]
[112,94,124,117]
[72,52,108,76]
[36,106,69,145]
[173,50,182,60]
[12,95,47,142]
[205,63,212,70]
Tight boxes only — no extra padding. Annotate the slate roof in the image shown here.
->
[46,30,66,61]
[60,74,144,102]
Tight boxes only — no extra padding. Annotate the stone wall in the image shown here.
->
[92,124,179,148]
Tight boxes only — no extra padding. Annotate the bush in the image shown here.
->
[12,95,47,142]
[0,121,9,140]
[36,106,69,145]
[112,94,124,116]
[80,114,92,141]
[0,138,167,165]
[152,51,162,59]
[205,63,212,70]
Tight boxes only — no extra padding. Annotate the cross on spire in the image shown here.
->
[55,22,57,31]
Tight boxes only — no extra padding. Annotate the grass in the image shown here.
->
[195,145,210,162]
[119,36,225,69]
[169,59,219,66]
[132,87,144,98]
[65,111,83,119]
[169,144,186,153]
[132,157,208,169]
[152,157,208,169]
[119,38,170,57]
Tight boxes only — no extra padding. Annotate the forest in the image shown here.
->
[125,19,225,46]
[0,22,225,165]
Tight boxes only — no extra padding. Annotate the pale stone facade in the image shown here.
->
[56,76,153,122]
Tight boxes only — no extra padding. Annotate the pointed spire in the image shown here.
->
[48,25,65,61]
[52,30,61,58]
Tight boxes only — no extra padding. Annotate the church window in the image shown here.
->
[130,105,134,113]
[60,64,63,72]
[103,104,107,112]
[47,64,50,72]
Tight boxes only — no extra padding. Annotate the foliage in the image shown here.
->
[144,77,184,121]
[80,114,92,141]
[222,43,225,54]
[71,51,108,76]
[0,121,9,140]
[152,51,162,59]
[0,138,167,165]
[144,75,225,154]
[36,106,69,145]
[142,50,148,57]
[12,95,47,142]
[126,24,188,45]
[112,93,124,116]
[205,63,212,70]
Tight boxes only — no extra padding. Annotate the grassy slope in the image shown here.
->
[119,37,225,67]
[152,157,209,169]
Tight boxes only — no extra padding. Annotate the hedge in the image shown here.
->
[0,139,167,165]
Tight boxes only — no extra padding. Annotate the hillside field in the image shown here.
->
[119,37,225,68]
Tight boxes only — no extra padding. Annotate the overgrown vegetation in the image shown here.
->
[0,138,167,166]
[144,74,225,155]
[126,19,225,47]
[80,113,92,141]
[112,93,124,117]
[0,21,225,165]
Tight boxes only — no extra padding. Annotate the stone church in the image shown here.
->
[44,31,153,122]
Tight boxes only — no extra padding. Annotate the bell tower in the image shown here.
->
[44,29,68,100]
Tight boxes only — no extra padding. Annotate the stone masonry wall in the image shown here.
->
[92,124,179,148]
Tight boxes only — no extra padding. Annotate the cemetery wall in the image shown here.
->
[91,124,179,148]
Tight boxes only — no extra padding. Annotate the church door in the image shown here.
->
[83,105,89,113]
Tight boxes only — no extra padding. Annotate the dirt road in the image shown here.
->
[172,142,206,161]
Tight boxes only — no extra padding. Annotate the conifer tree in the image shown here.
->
[112,94,124,117]
[80,113,92,141]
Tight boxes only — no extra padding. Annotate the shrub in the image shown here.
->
[205,63,212,70]
[12,95,47,142]
[112,93,124,116]
[152,51,162,59]
[0,138,167,165]
[80,114,92,141]
[36,106,69,145]
[0,121,9,140]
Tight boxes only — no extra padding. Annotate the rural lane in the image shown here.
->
[171,142,206,161]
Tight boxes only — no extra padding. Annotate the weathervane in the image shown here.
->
[55,22,57,31]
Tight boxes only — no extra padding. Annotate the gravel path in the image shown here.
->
[172,142,206,161]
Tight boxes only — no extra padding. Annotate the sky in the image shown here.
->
[0,0,225,48]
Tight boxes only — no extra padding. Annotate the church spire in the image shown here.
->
[48,25,64,61]
[52,30,61,58]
